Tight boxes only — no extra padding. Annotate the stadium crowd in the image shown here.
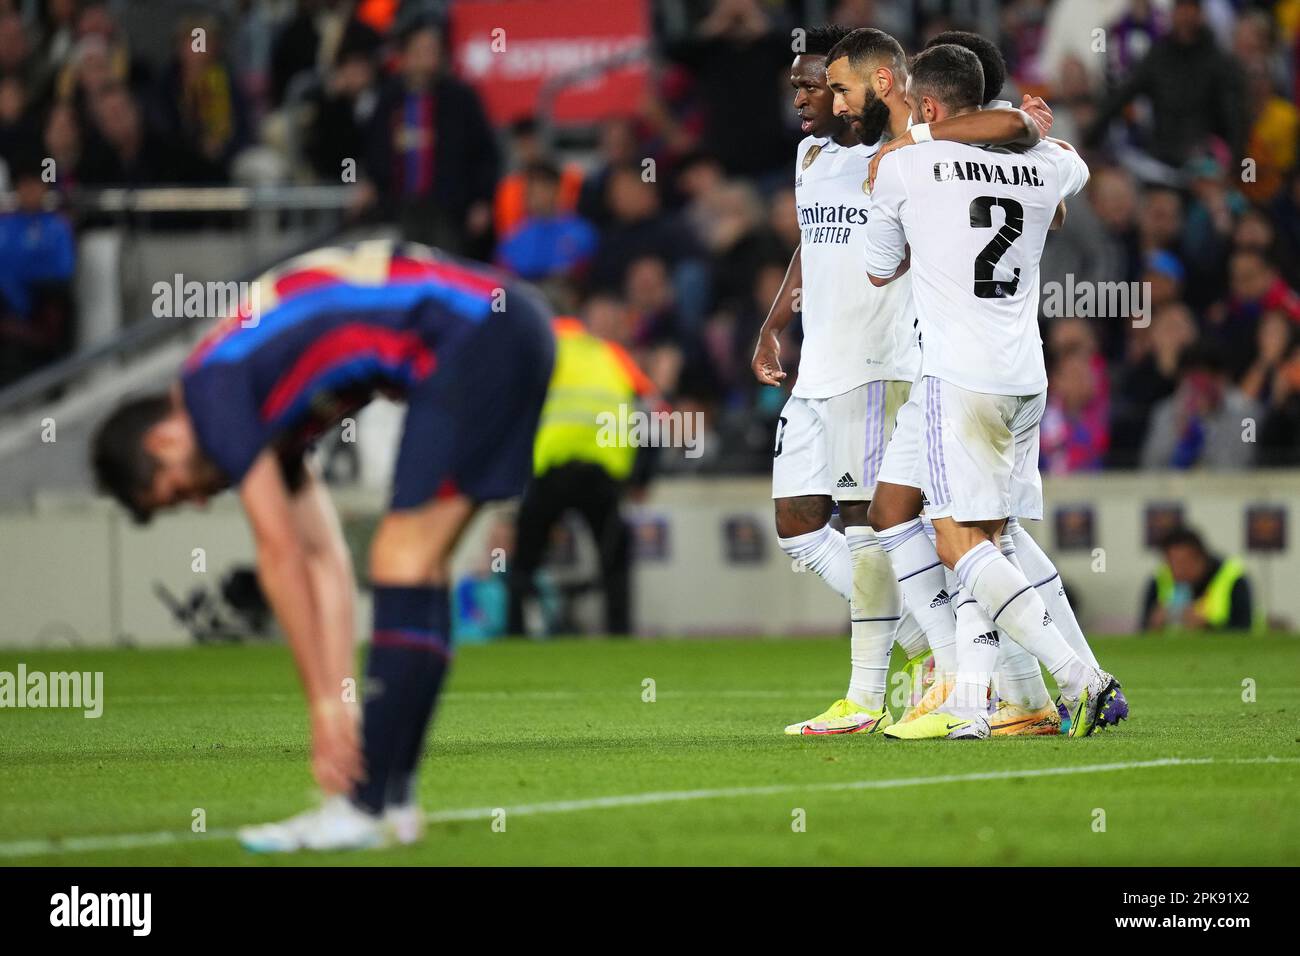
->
[3,0,1300,472]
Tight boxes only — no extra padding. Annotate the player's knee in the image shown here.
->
[369,515,448,585]
[837,500,871,527]
[867,497,899,532]
[934,534,964,570]
[773,496,832,539]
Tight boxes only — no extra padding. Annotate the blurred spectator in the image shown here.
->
[661,0,795,180]
[79,82,169,185]
[36,0,79,77]
[693,179,783,316]
[153,15,252,183]
[1140,345,1260,470]
[1258,338,1300,466]
[495,161,598,283]
[588,163,702,294]
[41,100,80,195]
[1239,59,1299,205]
[302,25,381,182]
[1210,248,1300,379]
[0,74,37,170]
[0,154,74,387]
[1141,525,1256,631]
[0,10,36,89]
[576,117,640,227]
[494,119,584,238]
[364,19,498,255]
[1102,0,1166,84]
[1240,309,1298,405]
[269,0,331,108]
[1042,318,1110,473]
[1181,156,1246,306]
[1087,0,1247,169]
[1111,301,1199,465]
[53,2,152,111]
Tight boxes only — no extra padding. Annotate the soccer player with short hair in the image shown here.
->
[92,240,555,848]
[864,29,1112,736]
[863,44,1127,739]
[754,26,1049,735]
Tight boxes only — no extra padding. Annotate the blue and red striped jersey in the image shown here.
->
[180,241,507,487]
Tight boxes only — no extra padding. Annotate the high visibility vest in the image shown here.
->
[1154,557,1259,630]
[533,318,655,480]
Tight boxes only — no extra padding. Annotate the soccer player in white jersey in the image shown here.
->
[864,29,1119,737]
[863,43,1127,739]
[753,27,1048,736]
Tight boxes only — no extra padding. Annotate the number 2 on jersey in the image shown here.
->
[969,196,1024,298]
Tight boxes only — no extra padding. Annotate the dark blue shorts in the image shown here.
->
[390,285,555,510]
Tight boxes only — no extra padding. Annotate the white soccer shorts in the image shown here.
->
[913,376,1046,523]
[771,380,910,501]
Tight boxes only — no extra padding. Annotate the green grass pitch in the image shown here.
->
[1,635,1297,866]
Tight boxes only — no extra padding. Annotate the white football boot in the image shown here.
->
[238,796,388,853]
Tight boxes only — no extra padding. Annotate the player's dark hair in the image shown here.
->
[1160,526,1207,555]
[803,25,853,58]
[825,27,907,76]
[926,30,1006,104]
[91,392,172,525]
[909,44,985,114]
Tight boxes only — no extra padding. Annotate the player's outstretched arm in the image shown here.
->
[240,451,362,794]
[752,245,801,386]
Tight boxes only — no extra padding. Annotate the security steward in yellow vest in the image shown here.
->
[507,317,658,635]
[1141,526,1258,632]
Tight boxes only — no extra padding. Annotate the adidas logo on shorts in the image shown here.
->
[929,589,951,608]
[836,472,857,488]
[973,631,1000,647]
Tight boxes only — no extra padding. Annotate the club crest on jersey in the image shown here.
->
[802,144,823,170]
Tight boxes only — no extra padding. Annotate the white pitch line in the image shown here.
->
[1,756,1296,860]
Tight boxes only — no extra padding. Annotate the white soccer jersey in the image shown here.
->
[864,138,1090,396]
[793,134,918,399]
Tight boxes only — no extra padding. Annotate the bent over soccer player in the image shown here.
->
[92,240,555,850]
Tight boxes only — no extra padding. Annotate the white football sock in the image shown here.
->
[994,639,1054,710]
[1006,518,1100,669]
[779,524,852,603]
[845,527,898,710]
[893,601,930,659]
[878,518,957,678]
[954,540,1091,700]
[994,532,1054,710]
[950,587,999,716]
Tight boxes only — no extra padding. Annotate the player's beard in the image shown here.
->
[850,92,891,145]
[190,450,228,497]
